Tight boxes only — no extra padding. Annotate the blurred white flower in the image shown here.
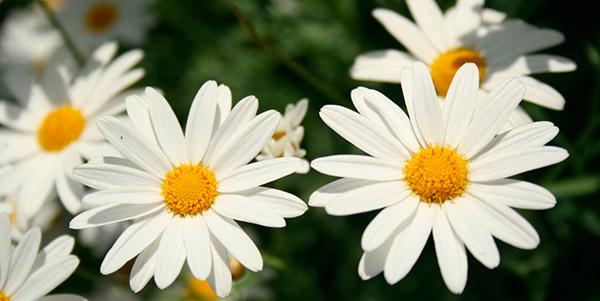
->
[57,0,154,51]
[0,41,145,216]
[0,188,60,240]
[70,81,307,297]
[0,213,84,301]
[257,98,309,173]
[351,0,576,129]
[79,221,128,256]
[0,5,62,79]
[311,63,568,293]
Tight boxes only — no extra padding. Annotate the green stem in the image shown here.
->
[232,4,347,105]
[37,0,85,67]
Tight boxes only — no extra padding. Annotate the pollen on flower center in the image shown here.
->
[0,291,10,301]
[84,2,119,33]
[37,106,86,152]
[161,164,219,217]
[403,146,469,204]
[272,130,286,141]
[430,48,486,96]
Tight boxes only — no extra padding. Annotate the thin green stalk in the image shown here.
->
[37,0,85,67]
[233,4,347,105]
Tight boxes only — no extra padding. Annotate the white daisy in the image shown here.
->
[0,41,145,216]
[57,0,154,52]
[69,81,308,297]
[256,98,309,173]
[0,5,62,78]
[0,189,60,240]
[350,0,576,128]
[310,62,568,293]
[0,213,84,301]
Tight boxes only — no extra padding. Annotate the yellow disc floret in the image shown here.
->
[430,48,486,96]
[404,146,469,204]
[161,164,219,217]
[37,106,86,152]
[0,291,10,301]
[85,2,118,33]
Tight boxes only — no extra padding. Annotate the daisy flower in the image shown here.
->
[0,189,60,240]
[70,81,308,297]
[0,213,84,301]
[0,41,145,216]
[310,62,568,293]
[57,0,154,52]
[256,98,310,173]
[0,5,62,78]
[350,0,576,128]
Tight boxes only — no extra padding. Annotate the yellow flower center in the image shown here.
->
[186,278,218,301]
[37,106,86,152]
[84,2,119,34]
[0,291,10,301]
[404,146,469,204]
[272,130,286,141]
[430,48,486,97]
[161,164,219,217]
[43,0,64,11]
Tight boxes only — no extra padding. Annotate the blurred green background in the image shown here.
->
[1,0,599,300]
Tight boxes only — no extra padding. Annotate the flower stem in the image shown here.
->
[233,4,347,105]
[37,0,85,67]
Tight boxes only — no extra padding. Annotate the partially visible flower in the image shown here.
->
[0,41,145,216]
[57,0,154,51]
[257,98,309,173]
[0,5,62,78]
[350,0,576,128]
[0,213,84,301]
[70,81,308,297]
[311,62,568,293]
[0,188,60,240]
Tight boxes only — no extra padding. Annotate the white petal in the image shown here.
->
[351,87,420,153]
[100,212,171,275]
[504,105,534,131]
[350,50,414,83]
[319,105,405,161]
[469,195,539,249]
[445,197,500,269]
[209,111,280,174]
[212,194,286,227]
[73,161,160,190]
[372,8,438,63]
[470,146,568,181]
[5,227,41,294]
[204,210,263,272]
[0,214,11,288]
[469,180,556,210]
[38,294,86,301]
[96,116,171,178]
[184,217,212,280]
[484,28,565,66]
[204,96,258,166]
[20,156,57,217]
[406,0,452,50]
[215,85,232,125]
[475,121,558,160]
[31,235,75,272]
[459,78,525,158]
[383,203,435,284]
[325,181,410,216]
[361,196,420,251]
[154,217,186,289]
[237,187,307,218]
[443,63,479,148]
[186,81,218,163]
[408,63,444,145]
[145,87,187,165]
[445,0,482,45]
[77,141,120,160]
[432,206,468,294]
[82,187,162,206]
[0,101,37,132]
[129,240,159,293]
[125,95,156,143]
[489,55,576,76]
[11,255,79,301]
[309,178,379,207]
[217,157,302,193]
[55,155,84,214]
[311,155,402,181]
[520,76,566,110]
[70,203,164,229]
[207,236,232,298]
[358,231,395,280]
